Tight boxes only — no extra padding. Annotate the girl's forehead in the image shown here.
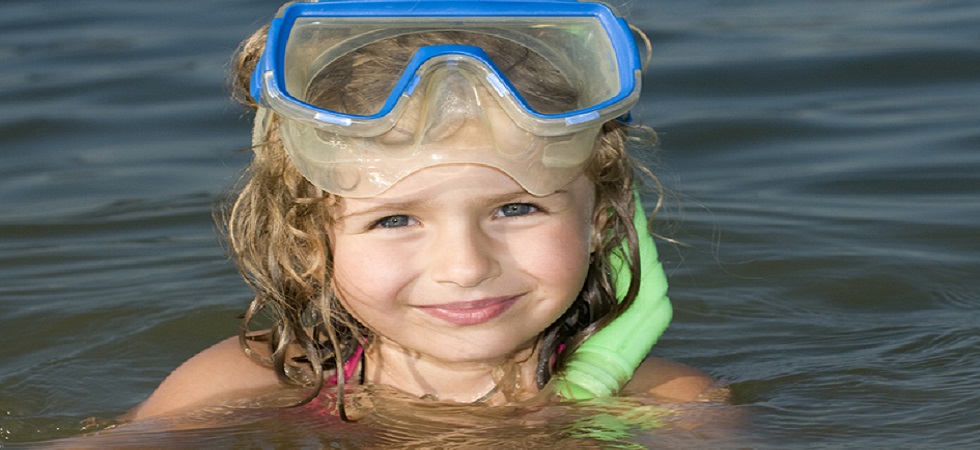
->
[330,164,594,211]
[337,164,528,205]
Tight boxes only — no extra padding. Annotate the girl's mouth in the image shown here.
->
[415,295,521,326]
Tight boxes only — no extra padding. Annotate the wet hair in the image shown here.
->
[225,24,655,410]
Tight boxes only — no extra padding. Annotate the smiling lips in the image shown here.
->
[415,295,521,326]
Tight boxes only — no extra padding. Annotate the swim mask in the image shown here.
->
[250,0,644,197]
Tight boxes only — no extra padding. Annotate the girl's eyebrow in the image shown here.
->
[334,198,430,222]
[335,189,570,222]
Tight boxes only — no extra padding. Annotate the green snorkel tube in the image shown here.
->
[552,191,672,399]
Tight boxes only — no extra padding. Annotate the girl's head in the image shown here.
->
[226,4,651,400]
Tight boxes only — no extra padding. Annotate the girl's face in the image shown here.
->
[329,164,599,365]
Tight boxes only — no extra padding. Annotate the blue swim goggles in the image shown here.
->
[250,0,644,197]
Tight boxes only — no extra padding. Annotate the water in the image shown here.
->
[2,0,978,447]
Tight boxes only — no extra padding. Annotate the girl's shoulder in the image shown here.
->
[622,357,722,402]
[129,336,280,420]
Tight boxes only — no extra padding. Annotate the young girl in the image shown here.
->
[132,0,715,421]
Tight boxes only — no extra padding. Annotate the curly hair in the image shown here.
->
[223,24,656,409]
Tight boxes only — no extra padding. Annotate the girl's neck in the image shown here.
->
[361,337,540,404]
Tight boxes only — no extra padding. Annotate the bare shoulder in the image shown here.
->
[622,357,724,402]
[129,336,280,420]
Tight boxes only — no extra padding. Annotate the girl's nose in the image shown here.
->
[428,222,501,288]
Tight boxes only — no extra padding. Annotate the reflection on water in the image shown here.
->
[48,387,739,449]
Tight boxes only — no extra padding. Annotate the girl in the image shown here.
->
[132,0,715,420]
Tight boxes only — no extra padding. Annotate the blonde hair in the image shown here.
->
[224,24,654,406]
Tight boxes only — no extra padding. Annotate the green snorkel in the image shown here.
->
[552,191,672,399]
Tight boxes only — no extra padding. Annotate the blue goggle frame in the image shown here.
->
[250,0,642,131]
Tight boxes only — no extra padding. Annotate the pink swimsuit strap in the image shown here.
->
[326,345,364,385]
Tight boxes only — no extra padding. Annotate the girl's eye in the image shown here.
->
[374,215,415,229]
[496,203,538,218]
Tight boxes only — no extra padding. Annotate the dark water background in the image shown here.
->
[2,0,978,447]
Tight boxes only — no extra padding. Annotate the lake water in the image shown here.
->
[2,0,978,447]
